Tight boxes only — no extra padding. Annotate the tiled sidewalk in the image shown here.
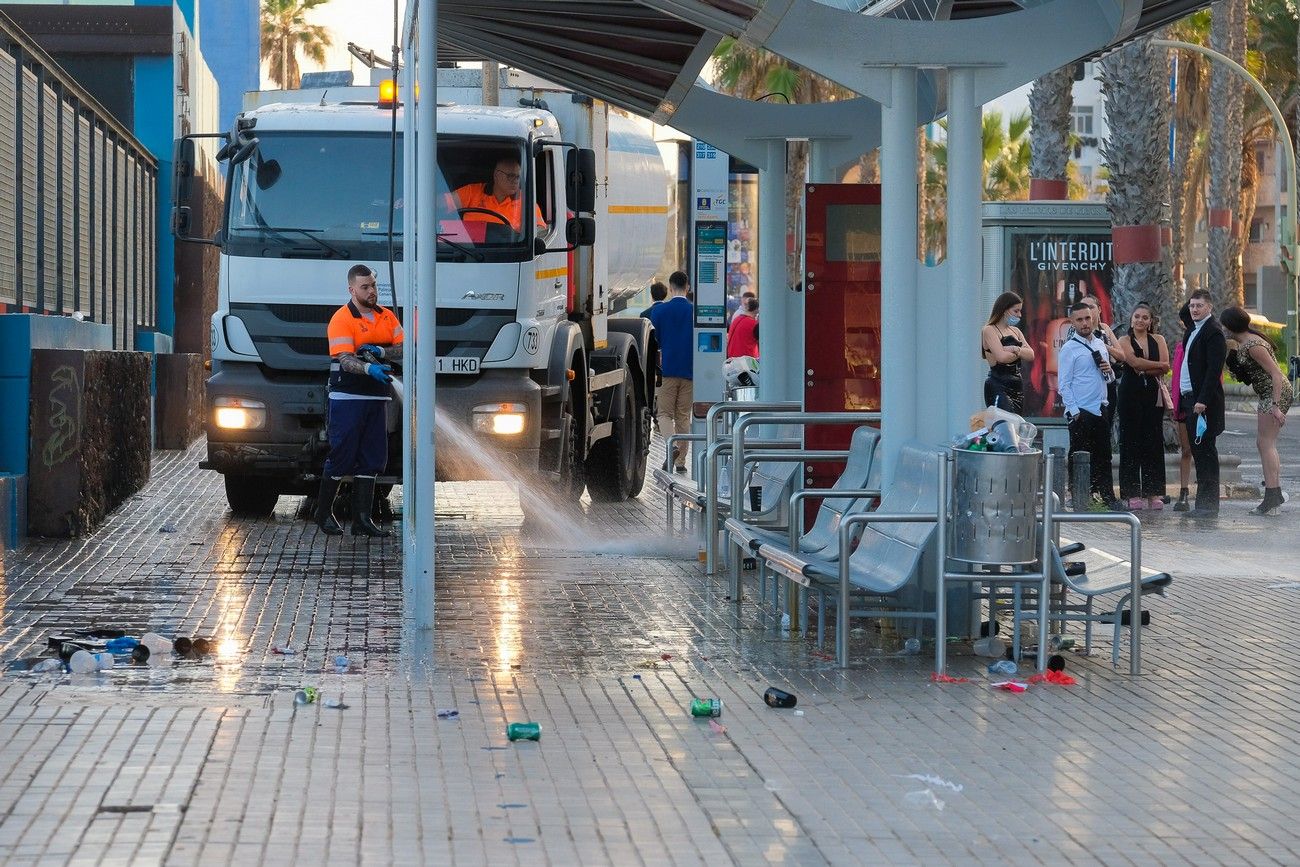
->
[1,440,1299,865]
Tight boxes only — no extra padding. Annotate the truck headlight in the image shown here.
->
[472,403,526,436]
[213,397,267,430]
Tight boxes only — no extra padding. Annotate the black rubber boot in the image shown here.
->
[1172,487,1190,512]
[316,476,344,536]
[350,476,391,537]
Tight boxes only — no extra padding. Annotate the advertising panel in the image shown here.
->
[1006,229,1115,419]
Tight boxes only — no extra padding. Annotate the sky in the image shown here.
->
[261,0,409,88]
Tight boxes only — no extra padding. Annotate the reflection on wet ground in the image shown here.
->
[2,441,1299,864]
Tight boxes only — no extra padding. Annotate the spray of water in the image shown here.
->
[429,409,694,558]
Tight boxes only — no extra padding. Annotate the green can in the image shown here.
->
[506,722,541,741]
[690,698,722,718]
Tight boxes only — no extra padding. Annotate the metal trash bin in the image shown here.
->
[949,448,1042,565]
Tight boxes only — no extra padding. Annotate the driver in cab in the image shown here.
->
[453,156,546,234]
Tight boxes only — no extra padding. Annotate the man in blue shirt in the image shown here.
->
[648,271,693,472]
[1059,301,1124,511]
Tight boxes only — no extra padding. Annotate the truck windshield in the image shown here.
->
[225,132,540,262]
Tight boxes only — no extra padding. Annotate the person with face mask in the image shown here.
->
[981,292,1034,413]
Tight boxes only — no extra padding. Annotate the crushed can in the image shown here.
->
[690,698,722,718]
[506,722,541,741]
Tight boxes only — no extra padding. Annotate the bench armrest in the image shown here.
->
[788,488,881,548]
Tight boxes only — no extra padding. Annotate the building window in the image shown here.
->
[1256,142,1269,173]
[1244,274,1258,310]
[1249,217,1268,243]
[1071,105,1094,136]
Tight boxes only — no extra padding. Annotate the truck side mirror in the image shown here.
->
[566,148,596,213]
[566,216,595,247]
[171,134,224,246]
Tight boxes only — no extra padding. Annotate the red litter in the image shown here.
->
[1027,670,1077,686]
[930,672,969,683]
[708,719,727,735]
[991,680,1029,693]
[660,653,672,660]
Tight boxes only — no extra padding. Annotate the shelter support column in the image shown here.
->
[944,67,984,441]
[759,139,796,401]
[879,67,918,479]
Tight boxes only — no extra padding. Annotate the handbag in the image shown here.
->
[1156,378,1173,410]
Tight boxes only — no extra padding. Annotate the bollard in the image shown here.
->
[1048,447,1067,507]
[1070,450,1091,512]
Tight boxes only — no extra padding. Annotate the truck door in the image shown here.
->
[533,146,568,322]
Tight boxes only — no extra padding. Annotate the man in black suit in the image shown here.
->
[1178,289,1227,516]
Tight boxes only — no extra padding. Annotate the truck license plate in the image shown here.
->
[436,356,480,374]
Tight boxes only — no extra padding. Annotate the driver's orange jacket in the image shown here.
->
[453,183,546,232]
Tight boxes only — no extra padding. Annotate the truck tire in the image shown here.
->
[586,388,638,502]
[224,474,280,516]
[540,392,585,503]
[627,395,650,498]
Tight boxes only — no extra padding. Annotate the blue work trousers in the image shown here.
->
[324,398,388,478]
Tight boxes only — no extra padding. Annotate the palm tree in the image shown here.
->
[920,109,1032,261]
[1028,65,1076,199]
[1099,38,1176,342]
[1166,13,1212,292]
[260,0,333,91]
[1208,0,1248,307]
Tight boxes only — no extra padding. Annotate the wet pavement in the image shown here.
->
[0,437,1298,865]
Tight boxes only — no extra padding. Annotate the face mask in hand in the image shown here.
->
[1194,414,1207,444]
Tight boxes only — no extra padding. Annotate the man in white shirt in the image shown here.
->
[1178,289,1227,515]
[1058,301,1124,510]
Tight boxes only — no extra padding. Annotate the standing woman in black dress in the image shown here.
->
[981,292,1035,413]
[1116,302,1170,510]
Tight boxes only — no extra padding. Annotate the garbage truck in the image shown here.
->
[172,68,670,515]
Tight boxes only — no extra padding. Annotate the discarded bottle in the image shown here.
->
[690,698,723,718]
[294,686,319,705]
[779,613,791,631]
[173,637,193,656]
[30,658,63,673]
[140,633,173,656]
[131,645,151,664]
[902,637,922,655]
[333,655,350,673]
[972,636,1005,658]
[104,636,139,654]
[58,643,87,664]
[987,660,1018,676]
[68,650,112,673]
[506,722,541,741]
[763,687,797,709]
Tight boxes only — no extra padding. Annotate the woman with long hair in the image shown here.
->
[1116,303,1170,509]
[1221,306,1293,516]
[1169,302,1196,511]
[981,292,1034,413]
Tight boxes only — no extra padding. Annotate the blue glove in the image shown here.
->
[366,363,392,383]
[358,343,384,359]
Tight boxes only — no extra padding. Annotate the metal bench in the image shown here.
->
[725,426,881,617]
[1048,543,1173,666]
[756,443,942,667]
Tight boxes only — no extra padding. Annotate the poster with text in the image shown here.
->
[1006,229,1115,420]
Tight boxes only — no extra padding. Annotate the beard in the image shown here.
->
[357,294,377,309]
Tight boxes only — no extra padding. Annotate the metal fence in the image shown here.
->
[0,12,158,351]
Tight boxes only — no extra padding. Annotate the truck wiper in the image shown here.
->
[256,226,351,259]
[437,233,484,262]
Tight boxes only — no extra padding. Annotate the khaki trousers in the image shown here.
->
[656,376,693,467]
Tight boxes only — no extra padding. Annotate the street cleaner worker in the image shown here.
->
[316,264,404,537]
[453,155,546,233]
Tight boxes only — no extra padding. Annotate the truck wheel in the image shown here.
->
[626,397,650,498]
[541,394,585,503]
[224,474,280,516]
[586,389,637,502]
